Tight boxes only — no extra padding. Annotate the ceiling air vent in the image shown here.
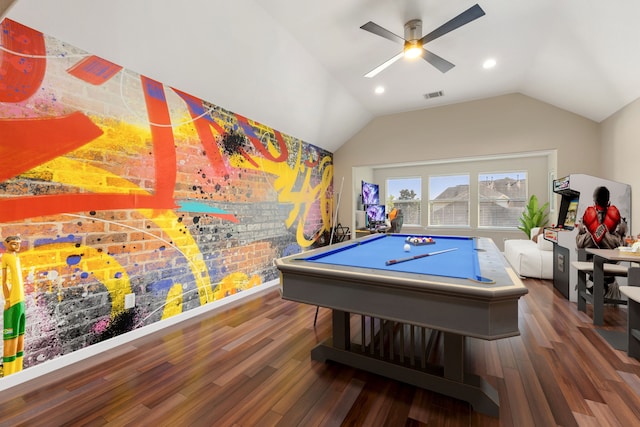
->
[424,90,444,99]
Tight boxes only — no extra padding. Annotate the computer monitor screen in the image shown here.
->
[361,181,380,206]
[366,205,386,224]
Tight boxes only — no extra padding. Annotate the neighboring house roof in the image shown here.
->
[435,178,526,202]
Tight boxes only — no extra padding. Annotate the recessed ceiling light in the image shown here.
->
[483,58,497,69]
[374,86,385,94]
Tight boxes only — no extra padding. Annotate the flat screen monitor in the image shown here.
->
[366,205,386,225]
[361,181,380,206]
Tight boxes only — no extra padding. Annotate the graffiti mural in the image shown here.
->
[0,18,333,375]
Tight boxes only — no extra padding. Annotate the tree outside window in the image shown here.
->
[386,178,421,225]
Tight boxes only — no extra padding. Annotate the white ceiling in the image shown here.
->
[6,0,640,153]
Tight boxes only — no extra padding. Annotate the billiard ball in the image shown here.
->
[403,243,411,252]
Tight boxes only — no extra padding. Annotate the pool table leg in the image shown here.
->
[443,332,464,382]
[332,309,350,350]
[311,310,500,417]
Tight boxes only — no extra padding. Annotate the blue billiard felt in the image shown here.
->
[304,234,489,282]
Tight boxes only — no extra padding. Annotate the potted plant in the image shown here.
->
[518,194,549,238]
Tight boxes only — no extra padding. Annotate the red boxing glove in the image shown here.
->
[583,205,621,244]
[582,206,599,238]
[603,205,621,233]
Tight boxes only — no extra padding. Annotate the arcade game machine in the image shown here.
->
[543,174,631,301]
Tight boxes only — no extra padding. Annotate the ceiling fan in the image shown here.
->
[360,3,485,78]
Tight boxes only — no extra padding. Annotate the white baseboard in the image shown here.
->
[0,280,280,391]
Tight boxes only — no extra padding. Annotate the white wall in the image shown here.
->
[6,0,369,153]
[601,98,640,234]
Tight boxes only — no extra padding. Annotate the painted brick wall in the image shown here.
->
[0,19,333,374]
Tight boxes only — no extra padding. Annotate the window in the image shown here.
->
[367,152,547,231]
[478,172,527,228]
[429,175,469,226]
[386,177,421,225]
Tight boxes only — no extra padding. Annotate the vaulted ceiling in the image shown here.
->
[6,0,640,153]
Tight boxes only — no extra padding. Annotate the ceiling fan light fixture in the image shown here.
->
[404,41,422,59]
[403,19,423,59]
[361,4,486,77]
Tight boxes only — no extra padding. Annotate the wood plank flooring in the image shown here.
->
[1,278,640,426]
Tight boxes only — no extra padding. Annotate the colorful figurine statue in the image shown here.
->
[2,235,25,376]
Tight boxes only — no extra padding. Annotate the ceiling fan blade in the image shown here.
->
[420,49,455,73]
[419,4,485,45]
[364,52,404,78]
[360,21,405,45]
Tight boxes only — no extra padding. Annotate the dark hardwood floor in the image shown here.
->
[1,278,640,426]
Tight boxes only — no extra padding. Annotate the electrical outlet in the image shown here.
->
[124,293,136,309]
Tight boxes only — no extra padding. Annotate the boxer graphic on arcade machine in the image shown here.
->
[576,186,626,296]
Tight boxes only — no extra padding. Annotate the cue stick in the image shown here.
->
[329,176,344,246]
[385,247,458,266]
[317,176,344,328]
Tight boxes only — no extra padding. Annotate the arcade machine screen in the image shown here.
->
[563,198,579,229]
[544,176,580,243]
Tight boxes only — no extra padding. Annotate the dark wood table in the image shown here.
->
[582,248,639,325]
[620,286,640,358]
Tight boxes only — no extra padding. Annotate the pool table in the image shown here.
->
[276,233,528,417]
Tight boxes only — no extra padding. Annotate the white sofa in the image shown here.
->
[504,227,553,279]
